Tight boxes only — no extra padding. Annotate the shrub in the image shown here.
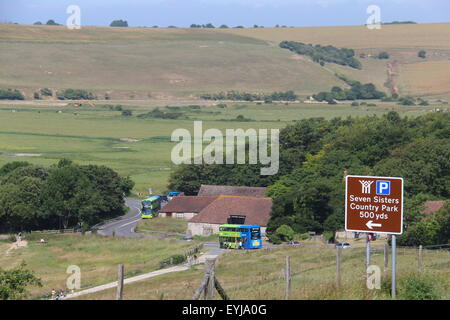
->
[399,274,440,300]
[0,89,25,100]
[121,110,132,116]
[33,92,40,100]
[158,254,186,268]
[60,89,95,100]
[234,115,252,122]
[398,96,416,106]
[274,225,295,242]
[418,50,426,59]
[378,51,390,59]
[40,88,52,96]
[297,232,310,240]
[0,262,42,300]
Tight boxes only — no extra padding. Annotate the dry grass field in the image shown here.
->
[73,241,450,300]
[0,24,341,98]
[2,23,450,99]
[0,232,201,299]
[222,23,450,50]
[398,60,450,96]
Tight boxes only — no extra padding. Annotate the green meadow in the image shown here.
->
[0,101,437,194]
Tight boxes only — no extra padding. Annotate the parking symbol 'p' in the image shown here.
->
[376,181,390,195]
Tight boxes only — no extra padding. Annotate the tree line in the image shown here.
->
[0,160,134,233]
[312,82,386,103]
[200,90,298,102]
[168,111,449,245]
[279,41,362,69]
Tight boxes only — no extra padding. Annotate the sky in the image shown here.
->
[0,0,449,27]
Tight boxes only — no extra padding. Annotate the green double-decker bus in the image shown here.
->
[219,224,262,249]
[141,196,161,219]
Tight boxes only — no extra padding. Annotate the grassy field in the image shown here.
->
[73,240,450,300]
[0,22,449,194]
[136,218,188,234]
[0,101,439,194]
[0,232,200,299]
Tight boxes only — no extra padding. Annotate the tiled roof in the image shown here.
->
[189,195,272,226]
[160,196,218,213]
[197,185,267,197]
[421,200,446,214]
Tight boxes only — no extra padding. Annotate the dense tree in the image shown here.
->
[110,20,128,27]
[0,161,30,177]
[0,160,132,232]
[312,80,386,102]
[46,19,60,26]
[280,41,362,69]
[167,111,449,241]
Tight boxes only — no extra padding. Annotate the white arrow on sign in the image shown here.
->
[366,220,382,229]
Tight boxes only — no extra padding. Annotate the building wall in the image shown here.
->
[187,222,267,237]
[159,212,196,220]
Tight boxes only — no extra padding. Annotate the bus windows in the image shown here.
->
[251,227,261,240]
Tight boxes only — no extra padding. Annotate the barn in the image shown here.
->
[186,195,272,237]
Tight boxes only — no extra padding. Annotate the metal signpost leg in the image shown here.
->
[391,235,396,299]
[366,235,371,272]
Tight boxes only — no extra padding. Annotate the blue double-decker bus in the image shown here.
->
[141,195,161,219]
[219,224,262,249]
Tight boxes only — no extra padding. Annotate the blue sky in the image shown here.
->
[1,0,449,27]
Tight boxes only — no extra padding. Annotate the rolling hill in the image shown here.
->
[1,23,449,100]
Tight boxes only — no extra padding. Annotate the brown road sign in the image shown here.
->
[345,175,403,235]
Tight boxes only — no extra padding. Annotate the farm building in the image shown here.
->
[159,196,218,219]
[197,184,267,197]
[187,195,272,237]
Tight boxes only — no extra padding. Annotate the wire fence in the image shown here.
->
[211,243,450,300]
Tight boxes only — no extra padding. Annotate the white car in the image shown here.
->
[335,242,351,249]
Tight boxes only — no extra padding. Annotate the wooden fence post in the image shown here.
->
[384,242,389,277]
[418,245,423,272]
[116,264,124,300]
[205,258,216,300]
[214,277,229,300]
[336,247,341,288]
[285,256,291,300]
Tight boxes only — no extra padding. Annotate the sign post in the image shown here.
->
[345,175,403,298]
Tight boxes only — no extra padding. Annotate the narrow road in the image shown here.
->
[62,265,189,300]
[97,199,143,238]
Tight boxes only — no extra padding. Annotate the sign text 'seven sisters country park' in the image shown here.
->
[345,175,403,234]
